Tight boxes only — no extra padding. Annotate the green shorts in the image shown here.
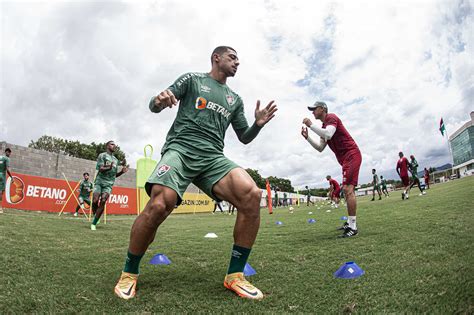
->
[0,174,5,192]
[372,184,379,191]
[93,181,113,195]
[145,149,239,204]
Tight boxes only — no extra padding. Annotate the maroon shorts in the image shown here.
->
[332,189,341,199]
[342,150,362,186]
[401,175,409,186]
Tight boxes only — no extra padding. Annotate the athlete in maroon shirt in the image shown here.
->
[301,101,362,238]
[423,167,430,189]
[326,175,341,208]
[396,151,410,199]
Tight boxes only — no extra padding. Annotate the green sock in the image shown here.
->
[227,244,251,274]
[124,251,144,274]
[92,216,100,225]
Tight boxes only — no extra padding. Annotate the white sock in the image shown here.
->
[348,216,357,230]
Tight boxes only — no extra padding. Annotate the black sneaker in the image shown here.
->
[337,222,349,231]
[370,198,374,201]
[402,192,405,200]
[340,227,358,238]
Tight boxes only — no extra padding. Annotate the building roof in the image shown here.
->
[449,112,474,141]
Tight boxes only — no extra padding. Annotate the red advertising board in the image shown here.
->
[2,173,137,215]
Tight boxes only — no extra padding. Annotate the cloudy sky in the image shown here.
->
[1,0,472,188]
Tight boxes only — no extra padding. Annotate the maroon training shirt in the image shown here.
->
[322,113,360,165]
[329,178,340,191]
[397,157,409,177]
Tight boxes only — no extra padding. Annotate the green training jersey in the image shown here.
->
[381,179,387,187]
[410,158,419,177]
[79,179,93,198]
[95,152,119,186]
[373,174,379,185]
[0,155,10,175]
[150,72,249,155]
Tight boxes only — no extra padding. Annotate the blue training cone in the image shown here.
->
[149,253,172,265]
[243,263,257,276]
[340,216,348,221]
[276,221,283,225]
[334,261,365,279]
[307,218,316,224]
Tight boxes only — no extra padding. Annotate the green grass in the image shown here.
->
[1,177,473,313]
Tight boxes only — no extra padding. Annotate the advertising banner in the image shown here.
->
[2,173,137,214]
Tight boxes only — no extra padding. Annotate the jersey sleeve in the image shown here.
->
[5,157,9,168]
[96,153,105,170]
[324,114,339,128]
[167,73,195,101]
[231,97,249,130]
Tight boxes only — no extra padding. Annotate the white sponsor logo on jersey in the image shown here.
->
[200,85,211,93]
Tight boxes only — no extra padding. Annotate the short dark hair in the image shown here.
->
[83,172,89,176]
[372,169,376,172]
[211,46,237,64]
[5,148,11,153]
[106,140,115,146]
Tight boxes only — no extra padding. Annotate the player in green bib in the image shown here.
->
[0,148,13,214]
[114,46,278,301]
[380,175,389,197]
[90,141,129,230]
[371,169,382,201]
[409,155,426,196]
[74,172,93,217]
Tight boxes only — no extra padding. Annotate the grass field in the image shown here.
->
[1,176,473,313]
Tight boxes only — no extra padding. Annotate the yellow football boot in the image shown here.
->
[114,272,138,300]
[224,272,263,300]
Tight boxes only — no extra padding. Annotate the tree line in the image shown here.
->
[29,135,126,163]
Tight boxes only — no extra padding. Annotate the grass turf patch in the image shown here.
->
[1,177,473,313]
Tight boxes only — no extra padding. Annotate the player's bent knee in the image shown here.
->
[145,198,173,224]
[240,185,261,206]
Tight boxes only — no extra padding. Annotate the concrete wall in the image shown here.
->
[0,141,136,188]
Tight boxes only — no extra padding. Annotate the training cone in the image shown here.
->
[340,216,348,221]
[150,253,171,265]
[326,210,331,213]
[334,261,365,279]
[307,218,316,224]
[243,263,257,276]
[308,212,313,214]
[276,221,283,225]
[204,232,218,238]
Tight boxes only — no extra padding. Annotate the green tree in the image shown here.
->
[245,169,266,189]
[267,176,295,193]
[29,135,126,163]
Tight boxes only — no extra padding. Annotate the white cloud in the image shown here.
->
[1,0,472,189]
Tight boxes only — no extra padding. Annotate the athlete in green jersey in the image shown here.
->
[371,169,382,201]
[91,141,129,230]
[114,46,277,301]
[0,148,13,214]
[74,172,93,217]
[380,175,389,197]
[409,155,426,196]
